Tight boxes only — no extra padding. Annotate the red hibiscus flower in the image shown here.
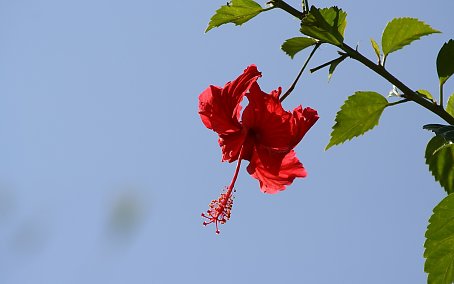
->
[198,65,319,233]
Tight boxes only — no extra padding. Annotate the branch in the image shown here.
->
[270,0,304,19]
[271,0,454,125]
[340,43,454,125]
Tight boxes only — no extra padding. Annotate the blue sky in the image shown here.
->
[0,0,453,283]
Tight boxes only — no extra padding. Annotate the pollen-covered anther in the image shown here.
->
[201,187,234,234]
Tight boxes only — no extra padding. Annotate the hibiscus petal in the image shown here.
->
[247,148,307,194]
[243,83,319,151]
[198,65,261,135]
[218,129,247,162]
[291,106,319,147]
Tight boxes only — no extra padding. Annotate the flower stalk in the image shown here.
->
[280,42,321,102]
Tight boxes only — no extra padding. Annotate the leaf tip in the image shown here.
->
[324,143,333,151]
[204,26,212,33]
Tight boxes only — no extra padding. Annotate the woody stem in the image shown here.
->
[273,0,454,125]
[270,0,305,19]
[271,0,304,18]
[339,43,454,125]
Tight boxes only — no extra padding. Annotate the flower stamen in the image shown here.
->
[201,188,234,234]
[201,146,244,234]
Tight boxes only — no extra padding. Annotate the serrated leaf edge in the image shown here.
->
[382,17,441,59]
[326,92,388,150]
[424,194,454,283]
[205,0,264,32]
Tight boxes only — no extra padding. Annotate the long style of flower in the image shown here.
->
[198,65,319,233]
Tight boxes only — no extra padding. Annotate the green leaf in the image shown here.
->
[437,40,454,86]
[328,55,347,81]
[326,91,388,150]
[205,0,264,32]
[381,18,440,60]
[281,37,318,59]
[425,136,454,194]
[424,193,454,284]
[417,89,436,103]
[447,94,454,117]
[300,6,347,46]
[370,38,381,63]
[424,124,454,143]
